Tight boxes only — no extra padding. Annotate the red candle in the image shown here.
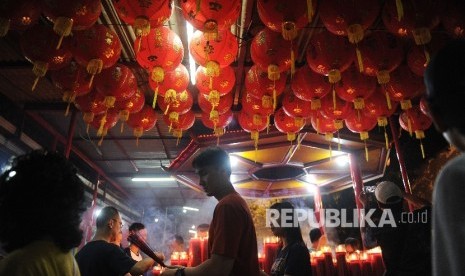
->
[200,237,209,262]
[189,238,202,267]
[263,241,280,274]
[152,265,162,276]
[335,252,349,276]
[347,253,362,276]
[370,252,385,276]
[323,251,335,276]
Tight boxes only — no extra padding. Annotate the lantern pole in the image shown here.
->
[64,109,77,159]
[348,153,366,247]
[389,116,414,212]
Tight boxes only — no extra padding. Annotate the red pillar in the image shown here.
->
[314,187,324,233]
[64,110,77,159]
[349,153,366,247]
[389,116,414,211]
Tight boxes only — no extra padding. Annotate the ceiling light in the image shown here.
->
[183,206,199,212]
[229,155,239,167]
[336,155,349,167]
[131,177,175,182]
[186,21,197,85]
[188,230,197,234]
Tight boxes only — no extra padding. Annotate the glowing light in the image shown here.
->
[154,218,159,223]
[188,230,197,234]
[186,21,197,85]
[229,155,239,167]
[131,177,175,182]
[191,225,196,229]
[336,155,349,166]
[8,171,16,178]
[183,206,199,211]
[94,208,102,218]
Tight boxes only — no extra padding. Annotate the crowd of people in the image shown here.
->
[1,40,465,274]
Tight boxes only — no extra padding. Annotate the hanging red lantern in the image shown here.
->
[163,110,195,140]
[291,66,331,110]
[181,0,240,39]
[0,0,41,36]
[198,92,233,115]
[148,63,189,108]
[345,112,378,160]
[274,107,305,142]
[320,94,353,130]
[382,0,441,44]
[407,34,448,77]
[251,28,295,80]
[20,24,73,91]
[338,65,376,110]
[113,0,172,40]
[94,64,137,109]
[399,105,433,158]
[306,30,354,85]
[282,92,312,125]
[441,0,465,38]
[51,62,93,116]
[74,89,107,127]
[319,0,380,71]
[238,111,268,149]
[157,89,193,116]
[72,24,122,86]
[241,93,274,118]
[90,108,119,139]
[245,65,286,110]
[195,65,235,95]
[114,89,146,132]
[42,0,102,49]
[127,105,157,142]
[189,29,238,78]
[310,113,337,136]
[363,87,399,149]
[385,65,424,110]
[201,109,233,137]
[257,0,315,40]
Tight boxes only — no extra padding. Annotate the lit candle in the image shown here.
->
[263,237,280,274]
[346,251,362,276]
[189,238,202,267]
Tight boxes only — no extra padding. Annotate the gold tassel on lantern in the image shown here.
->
[62,91,76,116]
[396,0,404,21]
[204,20,219,41]
[377,117,389,149]
[86,59,104,87]
[347,24,364,44]
[383,86,393,110]
[103,96,116,109]
[262,95,273,109]
[415,130,426,159]
[377,70,390,85]
[134,17,151,52]
[173,129,183,145]
[196,0,201,13]
[151,67,165,108]
[208,90,220,109]
[400,99,412,110]
[325,133,333,159]
[282,21,298,41]
[53,17,73,49]
[290,47,296,76]
[306,0,314,23]
[164,89,177,115]
[206,61,220,78]
[360,131,370,162]
[354,98,365,110]
[97,112,107,137]
[32,61,49,91]
[273,87,277,110]
[328,69,341,84]
[424,47,431,64]
[412,28,431,46]
[133,127,144,147]
[311,99,321,110]
[287,132,296,142]
[267,64,280,81]
[0,18,10,37]
[119,110,130,133]
[356,47,364,72]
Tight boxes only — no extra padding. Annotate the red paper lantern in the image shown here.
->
[51,62,93,115]
[345,111,377,160]
[291,66,331,110]
[90,108,119,138]
[189,29,238,78]
[407,34,448,77]
[251,28,295,81]
[357,31,404,83]
[338,65,376,110]
[72,24,122,85]
[385,65,424,110]
[127,105,157,139]
[382,0,441,45]
[195,65,235,95]
[114,89,146,129]
[257,0,315,40]
[157,89,193,116]
[74,89,107,125]
[0,0,41,36]
[241,93,274,118]
[306,30,354,84]
[320,94,353,130]
[42,0,102,48]
[399,105,433,158]
[310,114,337,136]
[201,109,233,137]
[198,93,233,115]
[163,110,195,139]
[95,64,137,109]
[238,111,268,148]
[113,0,172,38]
[245,65,286,110]
[274,107,305,142]
[282,92,312,119]
[441,0,465,38]
[148,63,189,108]
[181,0,240,38]
[21,24,73,90]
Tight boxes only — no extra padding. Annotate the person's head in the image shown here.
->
[269,202,304,244]
[170,235,185,252]
[96,206,123,242]
[0,150,85,253]
[425,39,465,151]
[309,228,322,244]
[374,181,403,210]
[128,222,147,242]
[197,223,209,238]
[344,237,361,254]
[192,147,232,197]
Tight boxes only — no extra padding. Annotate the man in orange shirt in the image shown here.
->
[161,147,261,276]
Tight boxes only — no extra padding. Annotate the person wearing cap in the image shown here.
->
[424,39,465,276]
[360,181,431,276]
